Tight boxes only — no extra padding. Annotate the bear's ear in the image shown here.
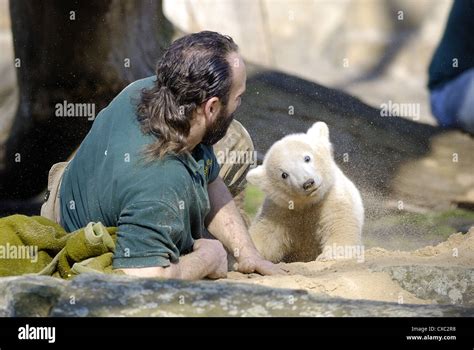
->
[307,121,330,141]
[246,165,268,189]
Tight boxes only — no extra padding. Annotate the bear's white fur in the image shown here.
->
[247,122,364,263]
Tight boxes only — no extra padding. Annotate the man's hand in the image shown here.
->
[234,248,288,276]
[206,177,288,277]
[193,238,228,279]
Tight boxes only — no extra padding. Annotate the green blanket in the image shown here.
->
[0,214,122,278]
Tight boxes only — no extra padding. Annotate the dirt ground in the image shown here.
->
[223,228,473,305]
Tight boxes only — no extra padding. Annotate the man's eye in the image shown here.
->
[281,172,289,179]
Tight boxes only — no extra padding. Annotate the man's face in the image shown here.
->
[201,52,247,145]
[201,101,235,145]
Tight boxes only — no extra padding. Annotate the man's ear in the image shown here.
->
[307,121,330,141]
[246,165,268,189]
[203,97,222,123]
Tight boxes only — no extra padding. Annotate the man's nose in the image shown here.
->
[302,179,315,190]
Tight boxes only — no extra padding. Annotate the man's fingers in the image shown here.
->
[234,256,290,276]
[232,262,253,274]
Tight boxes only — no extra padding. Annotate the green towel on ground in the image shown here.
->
[0,214,121,279]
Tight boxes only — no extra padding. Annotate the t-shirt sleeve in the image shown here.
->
[112,200,187,269]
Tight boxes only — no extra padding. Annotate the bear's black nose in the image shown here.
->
[303,179,315,190]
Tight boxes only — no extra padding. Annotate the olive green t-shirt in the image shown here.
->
[59,76,220,269]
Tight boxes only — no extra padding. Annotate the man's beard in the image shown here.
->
[201,107,235,145]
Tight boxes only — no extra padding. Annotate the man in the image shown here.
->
[42,31,284,279]
[428,0,474,135]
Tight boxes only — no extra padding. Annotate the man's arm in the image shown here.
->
[206,176,286,275]
[119,239,227,280]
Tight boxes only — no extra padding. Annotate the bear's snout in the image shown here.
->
[302,179,316,191]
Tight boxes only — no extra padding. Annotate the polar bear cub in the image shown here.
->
[247,122,364,263]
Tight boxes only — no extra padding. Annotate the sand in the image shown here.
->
[223,228,474,305]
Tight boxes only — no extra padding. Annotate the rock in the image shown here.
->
[0,275,66,317]
[0,274,472,317]
[380,266,474,306]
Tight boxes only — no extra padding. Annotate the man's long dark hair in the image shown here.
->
[136,31,238,159]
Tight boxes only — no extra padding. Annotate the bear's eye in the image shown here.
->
[281,172,289,179]
[304,155,311,162]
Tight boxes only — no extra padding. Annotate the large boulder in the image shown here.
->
[380,266,474,306]
[0,274,472,317]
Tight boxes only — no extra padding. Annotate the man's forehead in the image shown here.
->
[228,53,246,92]
[238,81,246,94]
[228,53,245,71]
[227,51,243,67]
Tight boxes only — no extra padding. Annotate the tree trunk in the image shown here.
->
[1,0,172,199]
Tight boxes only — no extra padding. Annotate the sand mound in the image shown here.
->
[223,228,474,305]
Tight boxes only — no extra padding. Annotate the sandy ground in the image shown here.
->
[223,228,474,305]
